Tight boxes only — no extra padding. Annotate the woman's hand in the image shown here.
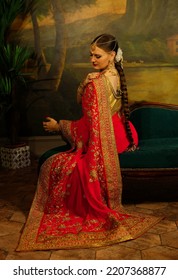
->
[83,72,99,86]
[43,117,60,133]
[77,72,99,103]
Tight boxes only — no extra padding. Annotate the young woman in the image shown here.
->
[17,34,161,251]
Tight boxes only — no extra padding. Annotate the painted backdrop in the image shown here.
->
[2,0,178,137]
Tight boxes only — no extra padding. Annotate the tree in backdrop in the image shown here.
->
[27,0,96,92]
[110,0,178,63]
[120,0,178,37]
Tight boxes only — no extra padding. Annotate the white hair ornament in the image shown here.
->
[115,48,123,68]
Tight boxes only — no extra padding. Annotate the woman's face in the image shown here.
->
[90,45,114,71]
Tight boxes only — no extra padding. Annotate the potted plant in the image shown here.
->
[0,0,34,169]
[0,45,33,169]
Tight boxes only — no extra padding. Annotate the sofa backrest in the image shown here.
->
[130,106,178,139]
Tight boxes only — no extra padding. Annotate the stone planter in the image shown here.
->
[0,144,31,169]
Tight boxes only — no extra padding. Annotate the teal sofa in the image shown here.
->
[119,101,178,202]
[120,102,178,177]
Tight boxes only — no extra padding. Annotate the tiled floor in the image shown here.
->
[0,158,178,260]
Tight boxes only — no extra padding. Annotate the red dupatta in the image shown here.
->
[16,75,162,251]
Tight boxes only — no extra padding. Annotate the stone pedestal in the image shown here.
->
[0,145,31,169]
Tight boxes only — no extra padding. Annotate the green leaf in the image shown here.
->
[0,76,12,95]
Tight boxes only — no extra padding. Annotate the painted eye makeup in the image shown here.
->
[90,53,102,59]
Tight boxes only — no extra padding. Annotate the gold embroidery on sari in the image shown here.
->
[93,76,122,208]
[60,120,74,146]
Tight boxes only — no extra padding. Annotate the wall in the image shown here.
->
[1,0,178,143]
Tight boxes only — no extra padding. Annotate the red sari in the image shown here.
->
[17,75,161,251]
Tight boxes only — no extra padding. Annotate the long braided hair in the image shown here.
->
[91,34,136,150]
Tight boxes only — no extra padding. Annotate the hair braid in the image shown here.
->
[115,62,136,149]
[91,33,137,151]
